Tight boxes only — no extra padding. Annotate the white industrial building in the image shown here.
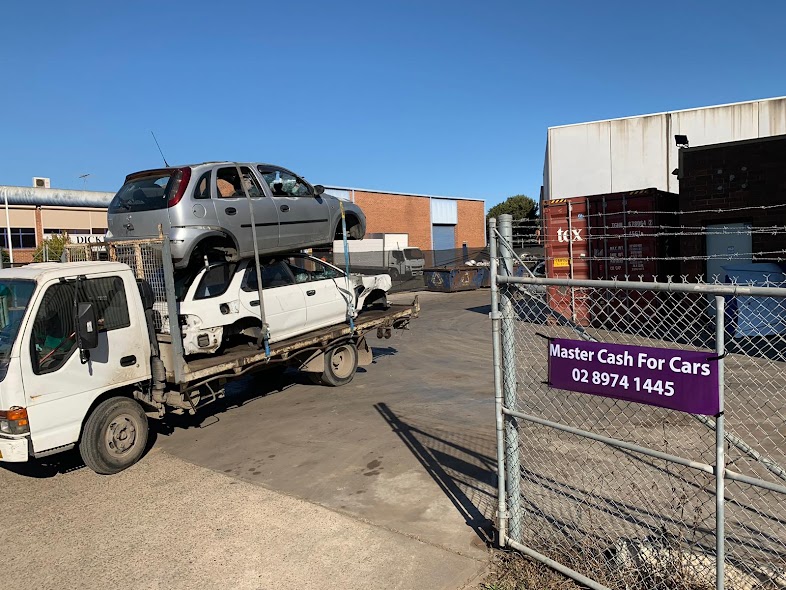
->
[542,96,786,201]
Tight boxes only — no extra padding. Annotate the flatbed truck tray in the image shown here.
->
[158,300,418,386]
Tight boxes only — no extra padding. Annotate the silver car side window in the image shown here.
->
[257,166,312,198]
[215,167,264,198]
[193,171,212,199]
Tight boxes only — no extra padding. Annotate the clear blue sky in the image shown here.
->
[1,0,784,208]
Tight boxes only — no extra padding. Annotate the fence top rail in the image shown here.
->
[497,274,786,297]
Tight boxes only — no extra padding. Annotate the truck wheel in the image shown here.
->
[79,397,149,475]
[321,342,358,387]
[389,269,400,281]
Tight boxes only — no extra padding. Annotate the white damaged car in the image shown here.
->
[172,254,392,355]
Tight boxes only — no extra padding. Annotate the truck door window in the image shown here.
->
[215,167,264,198]
[31,277,131,375]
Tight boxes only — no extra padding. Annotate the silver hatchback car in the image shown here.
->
[106,162,366,268]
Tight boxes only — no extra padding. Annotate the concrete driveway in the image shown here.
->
[3,290,497,590]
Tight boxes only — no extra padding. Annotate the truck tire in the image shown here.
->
[321,342,358,387]
[79,397,149,475]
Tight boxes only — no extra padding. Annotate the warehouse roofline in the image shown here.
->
[0,185,114,208]
[324,185,484,202]
[547,95,786,130]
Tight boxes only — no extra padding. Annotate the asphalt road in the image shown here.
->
[3,289,497,590]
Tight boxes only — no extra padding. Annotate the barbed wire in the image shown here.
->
[540,199,786,221]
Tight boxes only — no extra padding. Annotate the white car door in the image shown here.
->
[287,255,350,331]
[239,260,306,343]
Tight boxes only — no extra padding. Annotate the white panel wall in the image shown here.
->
[430,198,458,224]
[544,96,786,200]
[609,114,668,194]
[758,98,786,137]
[666,102,759,193]
[548,122,612,200]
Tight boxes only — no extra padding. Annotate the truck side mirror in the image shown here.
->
[77,302,99,350]
[313,184,325,196]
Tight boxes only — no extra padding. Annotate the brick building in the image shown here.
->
[678,134,786,279]
[324,186,486,250]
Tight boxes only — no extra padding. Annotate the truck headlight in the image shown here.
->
[0,407,29,435]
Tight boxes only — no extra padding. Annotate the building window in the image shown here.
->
[0,228,37,249]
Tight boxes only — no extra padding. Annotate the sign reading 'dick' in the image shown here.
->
[547,338,720,416]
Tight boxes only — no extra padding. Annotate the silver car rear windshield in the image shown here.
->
[109,170,179,213]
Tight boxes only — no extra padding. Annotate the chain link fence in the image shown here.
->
[491,216,786,590]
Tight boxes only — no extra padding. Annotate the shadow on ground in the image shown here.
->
[374,402,497,546]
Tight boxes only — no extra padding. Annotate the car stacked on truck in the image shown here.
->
[0,163,417,474]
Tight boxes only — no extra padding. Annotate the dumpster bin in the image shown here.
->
[424,266,485,292]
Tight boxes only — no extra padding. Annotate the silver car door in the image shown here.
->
[257,165,330,248]
[239,260,306,343]
[287,255,348,331]
[214,165,279,257]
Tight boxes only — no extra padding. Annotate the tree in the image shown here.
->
[486,194,538,221]
[33,233,71,263]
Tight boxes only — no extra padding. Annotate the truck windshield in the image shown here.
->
[0,280,36,381]
[404,248,424,260]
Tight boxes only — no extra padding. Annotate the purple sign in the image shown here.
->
[548,338,720,415]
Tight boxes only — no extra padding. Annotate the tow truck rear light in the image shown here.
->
[0,407,29,435]
[167,167,192,208]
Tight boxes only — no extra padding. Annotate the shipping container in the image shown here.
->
[543,189,679,326]
[586,188,679,281]
[542,198,591,325]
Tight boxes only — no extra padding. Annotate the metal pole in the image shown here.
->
[235,164,270,356]
[3,192,13,265]
[339,201,355,331]
[715,295,726,590]
[162,237,186,384]
[498,213,522,543]
[567,201,576,322]
[489,217,508,546]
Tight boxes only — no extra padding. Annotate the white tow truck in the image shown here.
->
[0,243,417,474]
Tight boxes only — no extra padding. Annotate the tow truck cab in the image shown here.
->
[0,262,151,471]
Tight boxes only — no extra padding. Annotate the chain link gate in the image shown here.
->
[490,215,786,590]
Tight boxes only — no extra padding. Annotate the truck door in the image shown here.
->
[257,166,331,249]
[20,274,150,455]
[214,166,280,257]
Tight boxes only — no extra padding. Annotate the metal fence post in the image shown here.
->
[499,213,522,543]
[715,295,726,590]
[489,217,508,545]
